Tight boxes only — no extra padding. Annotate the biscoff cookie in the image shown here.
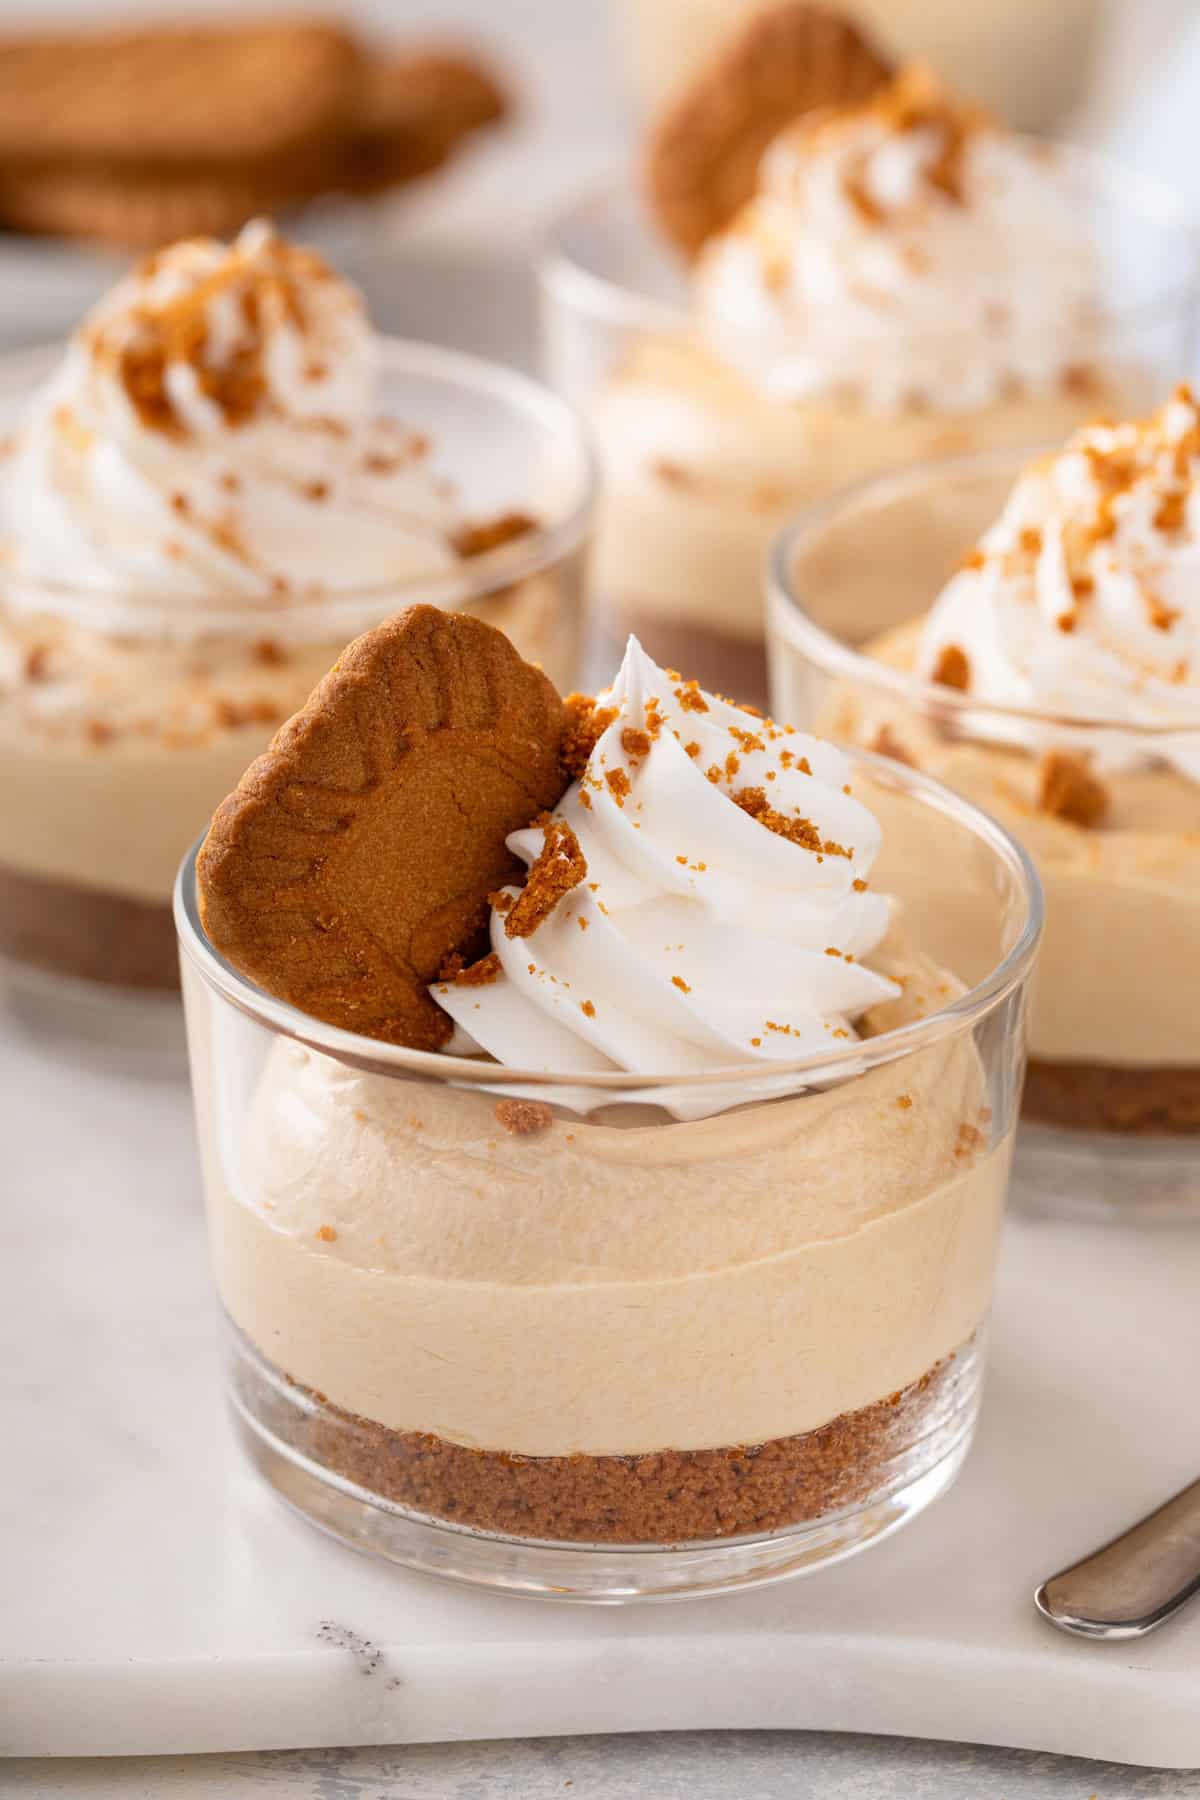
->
[0,162,321,252]
[345,50,509,194]
[0,21,357,167]
[644,1,893,258]
[197,606,567,1050]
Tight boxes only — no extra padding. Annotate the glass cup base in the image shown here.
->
[1013,1121,1200,1222]
[0,952,186,1073]
[228,1327,982,1603]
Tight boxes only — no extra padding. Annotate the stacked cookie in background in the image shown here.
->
[0,18,508,250]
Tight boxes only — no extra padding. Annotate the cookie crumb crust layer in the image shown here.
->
[0,862,178,988]
[1024,1059,1200,1135]
[281,1341,977,1544]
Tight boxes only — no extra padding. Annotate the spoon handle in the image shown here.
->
[1036,1478,1200,1639]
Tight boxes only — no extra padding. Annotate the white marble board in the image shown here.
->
[2,1013,1198,1767]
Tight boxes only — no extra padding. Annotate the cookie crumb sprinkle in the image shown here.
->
[931,643,971,691]
[495,1098,553,1135]
[504,818,588,937]
[1037,751,1109,827]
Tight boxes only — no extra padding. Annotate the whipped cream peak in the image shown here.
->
[435,640,899,1114]
[1,221,463,618]
[694,64,1101,413]
[81,219,368,439]
[917,389,1200,769]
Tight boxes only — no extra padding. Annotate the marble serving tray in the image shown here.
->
[2,1013,1198,1767]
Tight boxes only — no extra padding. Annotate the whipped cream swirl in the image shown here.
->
[436,640,898,1112]
[695,67,1101,413]
[918,388,1200,777]
[1,222,461,621]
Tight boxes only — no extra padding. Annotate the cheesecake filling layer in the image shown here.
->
[207,989,1004,1459]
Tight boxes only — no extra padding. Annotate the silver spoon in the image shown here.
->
[1035,1477,1200,1639]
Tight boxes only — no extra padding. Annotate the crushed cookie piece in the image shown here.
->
[684,740,700,758]
[870,724,915,767]
[674,680,709,713]
[580,999,596,1017]
[1019,527,1042,556]
[560,693,617,781]
[489,888,515,915]
[671,975,691,993]
[1146,593,1180,632]
[1061,363,1096,397]
[453,511,536,558]
[729,725,764,754]
[455,951,501,987]
[961,547,986,571]
[504,818,587,937]
[495,1098,553,1136]
[733,787,851,858]
[853,878,868,892]
[316,1225,338,1243]
[605,768,632,806]
[1037,751,1109,827]
[931,643,970,691]
[897,1094,913,1110]
[621,727,651,759]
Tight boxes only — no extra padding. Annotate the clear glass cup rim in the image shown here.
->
[0,335,599,631]
[173,739,1044,1097]
[540,141,1200,341]
[768,440,1200,743]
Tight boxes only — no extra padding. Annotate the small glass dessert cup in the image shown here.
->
[0,339,594,1060]
[176,751,1039,1603]
[767,448,1200,1220]
[541,153,1197,708]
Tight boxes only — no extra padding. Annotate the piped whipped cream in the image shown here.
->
[695,66,1102,413]
[1,221,462,616]
[917,387,1200,777]
[435,639,899,1113]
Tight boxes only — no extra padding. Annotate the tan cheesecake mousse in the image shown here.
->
[187,604,1020,1547]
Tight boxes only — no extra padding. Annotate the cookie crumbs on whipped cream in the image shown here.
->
[918,385,1200,740]
[433,637,903,1114]
[503,818,587,938]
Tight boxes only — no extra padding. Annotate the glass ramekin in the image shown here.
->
[540,156,1198,708]
[0,339,596,1063]
[611,0,1105,130]
[175,747,1041,1602]
[767,447,1200,1222]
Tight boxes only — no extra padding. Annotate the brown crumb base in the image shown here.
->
[293,1345,974,1544]
[0,863,178,990]
[1025,1058,1200,1135]
[600,603,768,713]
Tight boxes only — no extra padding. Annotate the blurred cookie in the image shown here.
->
[345,50,510,194]
[644,2,893,258]
[0,163,320,250]
[0,20,358,167]
[197,605,567,1050]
